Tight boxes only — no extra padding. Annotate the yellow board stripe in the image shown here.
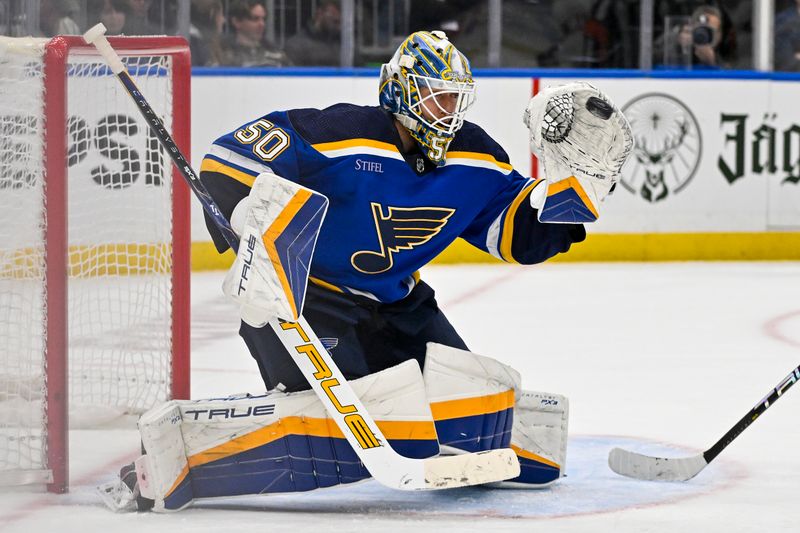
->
[191,232,800,272]
[200,157,257,187]
[429,389,515,421]
[548,176,599,219]
[263,189,312,320]
[187,415,438,469]
[312,138,400,154]
[499,179,542,263]
[447,151,513,172]
[510,444,561,470]
[0,243,173,279]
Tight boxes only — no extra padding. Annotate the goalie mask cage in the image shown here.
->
[0,36,191,493]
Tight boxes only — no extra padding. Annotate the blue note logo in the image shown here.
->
[351,202,455,274]
[320,337,339,352]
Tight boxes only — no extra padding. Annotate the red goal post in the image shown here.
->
[0,35,191,493]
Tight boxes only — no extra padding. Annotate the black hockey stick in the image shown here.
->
[609,362,800,481]
[83,23,519,494]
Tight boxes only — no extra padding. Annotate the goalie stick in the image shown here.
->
[609,362,800,481]
[83,24,519,492]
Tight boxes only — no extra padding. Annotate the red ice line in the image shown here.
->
[762,309,800,349]
[0,450,140,528]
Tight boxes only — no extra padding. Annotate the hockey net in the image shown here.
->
[0,36,190,492]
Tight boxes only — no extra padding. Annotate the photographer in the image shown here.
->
[676,5,735,69]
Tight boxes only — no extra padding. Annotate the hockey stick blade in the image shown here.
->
[421,449,519,489]
[84,23,520,492]
[608,447,707,482]
[609,363,800,482]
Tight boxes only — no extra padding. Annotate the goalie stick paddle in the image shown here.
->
[608,362,800,481]
[83,24,519,491]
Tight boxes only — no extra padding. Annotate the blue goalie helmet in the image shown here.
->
[379,31,475,166]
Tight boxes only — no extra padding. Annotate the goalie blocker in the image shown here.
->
[101,344,568,512]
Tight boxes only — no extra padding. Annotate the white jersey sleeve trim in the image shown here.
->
[485,210,505,260]
[311,139,405,162]
[444,152,513,175]
[209,144,274,175]
[316,145,405,161]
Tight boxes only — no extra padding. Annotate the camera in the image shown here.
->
[691,14,715,45]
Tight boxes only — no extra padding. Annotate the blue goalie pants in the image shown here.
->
[239,280,468,392]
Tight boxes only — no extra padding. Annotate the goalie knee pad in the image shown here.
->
[135,359,437,511]
[423,343,569,488]
[423,343,519,454]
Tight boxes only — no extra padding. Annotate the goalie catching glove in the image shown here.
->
[523,82,633,223]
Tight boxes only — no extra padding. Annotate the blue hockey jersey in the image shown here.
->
[200,104,585,303]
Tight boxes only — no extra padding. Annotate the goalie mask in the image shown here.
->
[379,31,475,166]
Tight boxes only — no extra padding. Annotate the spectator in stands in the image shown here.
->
[124,0,158,35]
[190,0,226,66]
[87,0,129,35]
[39,0,81,36]
[222,0,289,67]
[284,0,343,66]
[775,0,800,71]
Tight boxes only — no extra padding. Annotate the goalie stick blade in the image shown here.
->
[607,447,708,482]
[419,449,520,490]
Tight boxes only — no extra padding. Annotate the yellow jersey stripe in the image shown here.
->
[499,179,542,263]
[200,157,257,188]
[429,389,515,421]
[312,138,400,153]
[309,276,345,293]
[187,416,438,469]
[446,151,514,172]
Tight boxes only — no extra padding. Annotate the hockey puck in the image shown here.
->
[586,96,613,120]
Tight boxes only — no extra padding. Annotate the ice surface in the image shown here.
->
[1,262,798,532]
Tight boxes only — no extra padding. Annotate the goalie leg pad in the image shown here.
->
[138,359,438,512]
[491,390,569,488]
[423,343,569,488]
[423,343,520,454]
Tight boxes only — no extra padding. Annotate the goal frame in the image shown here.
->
[40,35,191,493]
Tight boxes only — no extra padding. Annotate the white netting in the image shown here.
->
[0,38,177,482]
[0,37,48,478]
